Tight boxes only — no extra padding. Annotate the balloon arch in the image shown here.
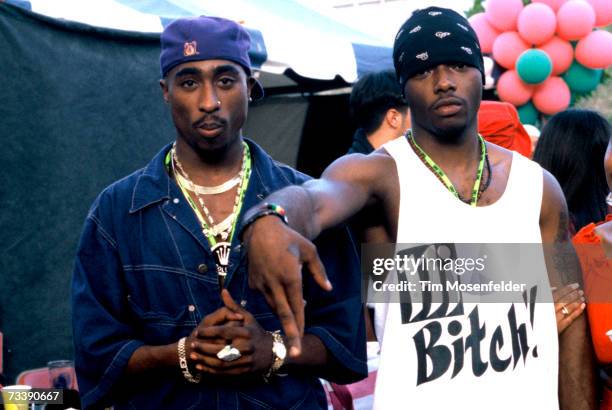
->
[470,0,612,124]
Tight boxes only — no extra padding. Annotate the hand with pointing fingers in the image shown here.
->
[243,215,332,358]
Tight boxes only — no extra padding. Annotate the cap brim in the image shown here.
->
[250,78,264,102]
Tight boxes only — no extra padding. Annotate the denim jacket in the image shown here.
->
[71,139,367,409]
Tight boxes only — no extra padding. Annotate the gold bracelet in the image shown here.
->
[178,337,201,383]
[263,331,287,381]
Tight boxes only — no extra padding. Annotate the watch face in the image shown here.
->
[274,342,287,360]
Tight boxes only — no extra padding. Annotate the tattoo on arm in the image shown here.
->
[555,207,570,243]
[551,208,582,286]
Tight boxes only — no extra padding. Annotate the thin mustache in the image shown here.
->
[193,115,226,128]
[431,96,464,110]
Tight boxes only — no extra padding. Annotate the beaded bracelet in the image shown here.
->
[240,203,289,241]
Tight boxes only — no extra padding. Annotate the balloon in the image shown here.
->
[468,13,501,54]
[532,76,571,115]
[518,3,557,45]
[570,91,589,106]
[556,0,596,41]
[516,49,553,84]
[575,30,612,69]
[532,0,567,12]
[485,0,524,32]
[497,70,535,106]
[492,32,530,69]
[586,0,612,27]
[562,60,603,93]
[539,36,574,75]
[517,102,539,125]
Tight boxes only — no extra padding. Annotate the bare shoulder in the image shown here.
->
[594,220,612,258]
[485,142,513,171]
[322,149,396,186]
[538,167,571,244]
[540,167,566,222]
[478,143,513,204]
[594,220,612,239]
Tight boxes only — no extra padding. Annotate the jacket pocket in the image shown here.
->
[236,378,326,410]
[126,293,197,345]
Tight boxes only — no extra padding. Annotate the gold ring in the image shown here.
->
[561,305,570,316]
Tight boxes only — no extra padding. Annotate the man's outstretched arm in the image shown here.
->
[540,170,596,410]
[242,153,388,356]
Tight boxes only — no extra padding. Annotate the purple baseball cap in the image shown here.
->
[160,16,264,101]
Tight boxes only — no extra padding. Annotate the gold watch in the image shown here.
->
[265,330,286,379]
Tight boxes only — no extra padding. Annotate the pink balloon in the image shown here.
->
[586,0,612,27]
[556,0,596,41]
[497,70,535,106]
[539,36,574,75]
[492,32,530,69]
[532,0,567,12]
[468,13,501,54]
[575,30,612,69]
[532,76,571,115]
[485,0,524,31]
[518,3,557,45]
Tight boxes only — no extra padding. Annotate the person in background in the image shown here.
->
[523,124,541,156]
[477,100,532,158]
[573,129,612,410]
[347,70,410,343]
[533,109,610,234]
[347,70,410,154]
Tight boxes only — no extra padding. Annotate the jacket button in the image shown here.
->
[188,305,196,312]
[197,264,208,274]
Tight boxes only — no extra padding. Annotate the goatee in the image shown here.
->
[430,124,468,144]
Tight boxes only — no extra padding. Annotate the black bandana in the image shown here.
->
[393,7,485,88]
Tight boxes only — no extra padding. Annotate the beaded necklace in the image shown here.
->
[407,130,489,206]
[168,142,251,278]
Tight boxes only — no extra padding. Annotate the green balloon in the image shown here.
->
[570,91,588,106]
[517,101,539,125]
[562,61,603,94]
[516,49,552,85]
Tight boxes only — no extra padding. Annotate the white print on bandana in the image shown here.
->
[396,29,405,40]
[435,32,451,39]
[410,25,422,34]
[461,46,473,55]
[429,11,442,16]
[399,52,405,62]
[416,52,429,61]
[457,23,469,31]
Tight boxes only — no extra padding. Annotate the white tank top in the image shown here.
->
[373,136,559,410]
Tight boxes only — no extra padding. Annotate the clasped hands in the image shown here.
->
[185,289,274,376]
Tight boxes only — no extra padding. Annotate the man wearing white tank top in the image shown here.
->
[241,7,595,410]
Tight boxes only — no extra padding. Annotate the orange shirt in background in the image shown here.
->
[478,100,532,158]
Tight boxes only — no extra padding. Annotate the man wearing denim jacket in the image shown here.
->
[71,16,366,409]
